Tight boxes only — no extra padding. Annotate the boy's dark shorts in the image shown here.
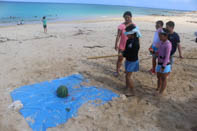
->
[43,25,47,28]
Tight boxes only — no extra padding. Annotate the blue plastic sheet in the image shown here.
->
[10,74,119,131]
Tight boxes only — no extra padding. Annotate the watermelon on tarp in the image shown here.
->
[56,85,68,98]
[10,74,119,131]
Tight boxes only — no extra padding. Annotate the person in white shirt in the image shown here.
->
[149,20,163,74]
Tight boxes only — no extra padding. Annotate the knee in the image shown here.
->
[161,76,166,81]
[118,56,123,61]
[126,73,132,79]
[157,74,160,79]
[126,75,130,80]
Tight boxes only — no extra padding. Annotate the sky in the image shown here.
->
[2,0,197,11]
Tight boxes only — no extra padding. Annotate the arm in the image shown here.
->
[115,29,122,51]
[177,43,183,58]
[155,43,160,56]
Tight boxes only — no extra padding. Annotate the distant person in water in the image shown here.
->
[195,31,197,43]
[42,16,47,33]
[149,20,164,74]
[17,19,24,25]
[114,11,135,77]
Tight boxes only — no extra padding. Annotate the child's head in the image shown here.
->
[156,20,164,30]
[43,16,46,19]
[123,11,132,23]
[125,24,136,39]
[166,21,175,32]
[159,28,169,42]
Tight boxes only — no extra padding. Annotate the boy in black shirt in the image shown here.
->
[166,21,183,64]
[123,24,141,96]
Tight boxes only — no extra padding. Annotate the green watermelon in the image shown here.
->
[56,85,68,98]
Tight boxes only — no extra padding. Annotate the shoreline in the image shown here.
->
[0,12,196,29]
[1,10,196,27]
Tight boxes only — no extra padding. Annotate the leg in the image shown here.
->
[116,54,124,75]
[159,73,170,95]
[126,72,133,88]
[170,56,174,69]
[150,56,156,74]
[125,72,135,96]
[152,57,156,72]
[156,72,162,91]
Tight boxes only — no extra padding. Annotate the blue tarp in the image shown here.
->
[10,74,119,131]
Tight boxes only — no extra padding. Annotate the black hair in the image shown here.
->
[123,11,132,17]
[156,20,164,27]
[160,28,170,36]
[125,24,136,32]
[126,24,139,41]
[166,21,175,28]
[43,16,46,19]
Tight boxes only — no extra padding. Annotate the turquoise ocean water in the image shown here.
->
[0,1,187,26]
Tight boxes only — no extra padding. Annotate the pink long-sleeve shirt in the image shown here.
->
[118,24,128,51]
[118,23,136,51]
[157,40,172,67]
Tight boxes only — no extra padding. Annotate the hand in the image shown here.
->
[149,47,153,52]
[161,68,164,72]
[115,45,118,51]
[155,52,159,57]
[149,47,154,54]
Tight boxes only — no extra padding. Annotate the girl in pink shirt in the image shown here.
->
[114,11,134,76]
[156,28,172,96]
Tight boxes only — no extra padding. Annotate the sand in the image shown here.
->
[0,12,197,131]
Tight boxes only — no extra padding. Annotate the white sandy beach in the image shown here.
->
[0,12,197,131]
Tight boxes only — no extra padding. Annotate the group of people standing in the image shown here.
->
[114,11,183,96]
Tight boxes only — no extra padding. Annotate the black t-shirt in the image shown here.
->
[123,38,140,61]
[168,32,180,55]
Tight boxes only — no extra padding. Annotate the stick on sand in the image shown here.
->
[87,54,120,59]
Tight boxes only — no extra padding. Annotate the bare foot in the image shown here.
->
[155,87,160,91]
[154,91,159,96]
[125,88,135,97]
[154,91,162,97]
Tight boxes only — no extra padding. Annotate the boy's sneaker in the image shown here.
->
[149,68,156,74]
